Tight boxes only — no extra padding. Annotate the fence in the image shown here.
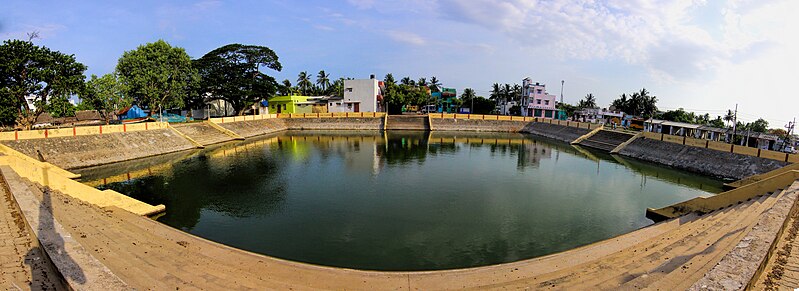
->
[642,131,798,163]
[428,113,602,130]
[0,122,169,141]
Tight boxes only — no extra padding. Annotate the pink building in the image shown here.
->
[521,77,558,118]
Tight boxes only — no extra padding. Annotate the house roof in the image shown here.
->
[75,110,102,121]
[661,121,702,129]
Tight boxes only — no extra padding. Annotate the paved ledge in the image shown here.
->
[1,166,129,290]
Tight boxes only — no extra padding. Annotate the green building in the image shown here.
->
[432,88,457,113]
[268,96,328,114]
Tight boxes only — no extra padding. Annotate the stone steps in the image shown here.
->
[386,115,430,131]
[171,123,235,146]
[579,130,636,152]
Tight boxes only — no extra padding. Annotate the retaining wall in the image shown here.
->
[619,137,789,180]
[281,117,383,130]
[520,123,592,143]
[1,129,196,169]
[430,118,531,132]
[217,118,287,138]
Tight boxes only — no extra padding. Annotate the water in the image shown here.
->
[78,130,724,271]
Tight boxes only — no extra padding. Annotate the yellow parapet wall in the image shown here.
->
[642,132,798,163]
[647,170,799,220]
[0,154,165,216]
[0,122,169,141]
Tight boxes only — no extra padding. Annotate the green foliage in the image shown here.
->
[316,70,330,92]
[194,43,281,115]
[470,96,496,114]
[748,118,769,133]
[0,39,87,129]
[578,93,597,109]
[116,40,198,114]
[297,71,311,95]
[80,73,130,124]
[48,94,76,118]
[609,88,658,117]
[558,102,578,118]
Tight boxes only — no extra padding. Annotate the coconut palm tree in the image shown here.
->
[280,79,293,96]
[417,78,428,87]
[490,83,501,101]
[297,71,311,95]
[316,70,330,93]
[400,76,412,86]
[724,109,735,128]
[579,93,597,109]
[429,76,441,92]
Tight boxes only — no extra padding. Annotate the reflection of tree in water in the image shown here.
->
[100,148,287,231]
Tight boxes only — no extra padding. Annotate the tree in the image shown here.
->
[80,73,130,124]
[417,78,427,87]
[48,94,76,118]
[609,88,657,117]
[296,71,311,95]
[0,39,87,129]
[489,83,501,101]
[316,70,330,92]
[723,109,735,127]
[748,118,769,133]
[279,79,293,96]
[117,40,197,116]
[383,73,395,85]
[194,44,281,115]
[578,93,597,109]
[429,76,441,92]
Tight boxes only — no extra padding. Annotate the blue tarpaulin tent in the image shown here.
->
[118,105,147,120]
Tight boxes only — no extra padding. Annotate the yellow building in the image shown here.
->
[268,96,328,114]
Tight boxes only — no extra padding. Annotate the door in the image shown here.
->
[354,103,360,112]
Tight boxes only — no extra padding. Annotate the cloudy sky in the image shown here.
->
[2,0,797,128]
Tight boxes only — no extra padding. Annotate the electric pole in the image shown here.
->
[731,104,738,144]
[560,80,564,105]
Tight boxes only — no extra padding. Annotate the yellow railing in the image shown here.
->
[646,170,799,220]
[642,132,798,163]
[0,122,169,141]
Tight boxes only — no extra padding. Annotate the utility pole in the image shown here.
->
[783,118,796,151]
[731,104,738,144]
[560,80,564,105]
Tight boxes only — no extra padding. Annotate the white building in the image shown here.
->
[520,77,559,118]
[343,78,384,112]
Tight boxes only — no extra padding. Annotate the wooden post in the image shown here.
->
[73,127,76,136]
[44,129,48,138]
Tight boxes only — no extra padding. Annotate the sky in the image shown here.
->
[2,0,797,128]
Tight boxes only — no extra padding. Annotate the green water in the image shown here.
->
[78,130,724,271]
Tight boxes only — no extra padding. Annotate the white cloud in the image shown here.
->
[431,0,786,82]
[387,31,426,46]
[348,0,376,10]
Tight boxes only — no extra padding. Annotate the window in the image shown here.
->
[536,99,541,104]
[544,100,549,105]
[537,89,542,94]
[282,104,287,110]
[346,88,353,92]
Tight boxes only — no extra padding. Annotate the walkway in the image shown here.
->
[10,173,798,289]
[0,168,62,290]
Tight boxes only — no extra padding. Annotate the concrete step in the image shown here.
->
[579,129,636,152]
[171,123,235,146]
[387,115,430,131]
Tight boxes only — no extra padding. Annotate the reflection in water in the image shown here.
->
[78,130,723,271]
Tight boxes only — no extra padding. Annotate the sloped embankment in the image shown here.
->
[1,129,195,169]
[217,118,287,138]
[170,123,235,146]
[521,122,591,143]
[619,137,789,180]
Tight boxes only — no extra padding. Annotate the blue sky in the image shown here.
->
[2,0,797,128]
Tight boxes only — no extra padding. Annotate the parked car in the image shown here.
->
[783,146,797,154]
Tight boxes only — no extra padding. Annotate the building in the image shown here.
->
[343,77,384,112]
[431,88,457,113]
[574,108,624,124]
[521,77,558,118]
[268,96,330,114]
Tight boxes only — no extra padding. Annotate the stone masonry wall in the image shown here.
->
[217,118,287,138]
[1,129,196,169]
[619,137,789,180]
[520,123,592,143]
[282,117,383,130]
[431,118,531,132]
